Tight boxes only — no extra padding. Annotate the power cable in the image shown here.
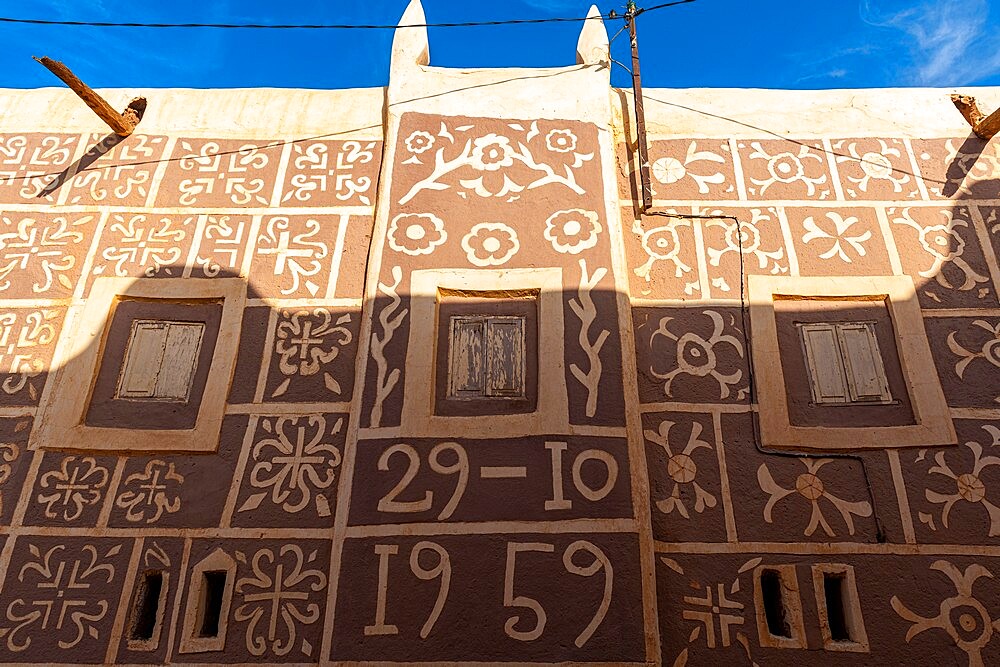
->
[0,0,696,30]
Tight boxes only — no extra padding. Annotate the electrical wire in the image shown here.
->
[0,0,696,30]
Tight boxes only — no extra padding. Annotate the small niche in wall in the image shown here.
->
[128,570,167,650]
[812,564,869,652]
[753,564,806,649]
[179,548,236,654]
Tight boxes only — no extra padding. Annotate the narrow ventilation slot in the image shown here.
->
[760,569,791,638]
[199,571,227,637]
[130,571,163,641]
[823,572,851,642]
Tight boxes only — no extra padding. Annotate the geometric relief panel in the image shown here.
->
[172,538,331,663]
[248,215,340,298]
[701,206,789,297]
[643,411,727,543]
[190,214,253,280]
[623,206,701,299]
[0,417,32,527]
[902,420,1000,545]
[279,139,380,207]
[0,134,80,205]
[231,413,347,529]
[261,307,359,403]
[645,139,738,200]
[889,205,997,308]
[913,137,1000,200]
[23,452,116,528]
[64,134,168,207]
[87,212,198,292]
[924,317,1000,408]
[831,137,921,201]
[633,306,748,405]
[0,536,131,663]
[784,207,893,276]
[720,413,877,543]
[331,533,644,663]
[0,212,98,298]
[106,416,247,529]
[655,553,1000,666]
[0,307,63,406]
[737,139,834,200]
[155,138,281,208]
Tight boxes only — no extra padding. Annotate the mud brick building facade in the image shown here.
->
[0,1,999,664]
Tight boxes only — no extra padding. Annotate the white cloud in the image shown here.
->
[860,0,1000,85]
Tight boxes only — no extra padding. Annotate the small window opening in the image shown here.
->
[761,569,791,638]
[198,571,227,638]
[129,571,163,641]
[823,573,851,642]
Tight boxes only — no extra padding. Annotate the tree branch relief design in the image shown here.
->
[369,266,407,428]
[569,259,609,418]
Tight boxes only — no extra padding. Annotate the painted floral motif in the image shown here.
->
[757,458,872,537]
[801,211,872,262]
[405,131,435,154]
[97,213,192,278]
[0,309,60,403]
[461,221,519,266]
[114,460,184,524]
[0,214,93,295]
[175,140,273,206]
[544,209,602,254]
[36,456,109,522]
[651,141,729,195]
[545,129,578,153]
[632,215,696,292]
[397,119,594,205]
[833,139,913,198]
[272,309,354,398]
[0,542,121,652]
[645,420,717,518]
[649,310,746,400]
[238,415,343,517]
[256,216,330,297]
[948,321,1000,385]
[746,142,829,198]
[892,560,1000,667]
[892,208,990,299]
[931,139,1000,198]
[387,213,447,256]
[919,426,1000,536]
[234,545,327,657]
[706,210,787,284]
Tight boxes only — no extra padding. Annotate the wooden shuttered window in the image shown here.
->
[799,322,891,405]
[117,320,206,401]
[447,316,525,399]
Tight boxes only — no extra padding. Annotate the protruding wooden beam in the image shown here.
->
[33,56,144,137]
[950,93,1000,140]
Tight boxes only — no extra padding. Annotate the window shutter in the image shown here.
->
[118,321,206,401]
[119,322,169,398]
[155,323,205,399]
[800,323,850,404]
[837,323,891,403]
[485,317,524,397]
[449,318,485,397]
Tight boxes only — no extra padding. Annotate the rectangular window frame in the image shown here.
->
[811,563,869,653]
[753,564,807,650]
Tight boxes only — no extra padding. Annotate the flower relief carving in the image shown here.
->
[398,120,594,205]
[801,212,872,263]
[948,320,1000,392]
[238,415,343,518]
[177,140,272,206]
[0,542,121,652]
[461,221,519,266]
[937,138,1000,197]
[0,309,59,402]
[757,458,872,538]
[916,425,1000,536]
[0,214,91,294]
[892,560,1000,667]
[36,456,109,521]
[544,209,602,255]
[891,207,991,302]
[650,141,731,195]
[833,139,913,198]
[234,544,328,657]
[114,460,184,524]
[388,212,447,256]
[706,209,787,293]
[745,141,830,198]
[632,213,696,294]
[256,216,329,296]
[649,310,746,401]
[645,419,717,518]
[272,308,353,399]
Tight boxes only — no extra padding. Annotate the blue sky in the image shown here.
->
[4,0,1000,90]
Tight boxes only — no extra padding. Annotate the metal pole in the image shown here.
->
[626,4,653,212]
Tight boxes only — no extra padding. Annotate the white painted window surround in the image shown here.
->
[798,321,892,405]
[117,320,205,401]
[447,315,525,400]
